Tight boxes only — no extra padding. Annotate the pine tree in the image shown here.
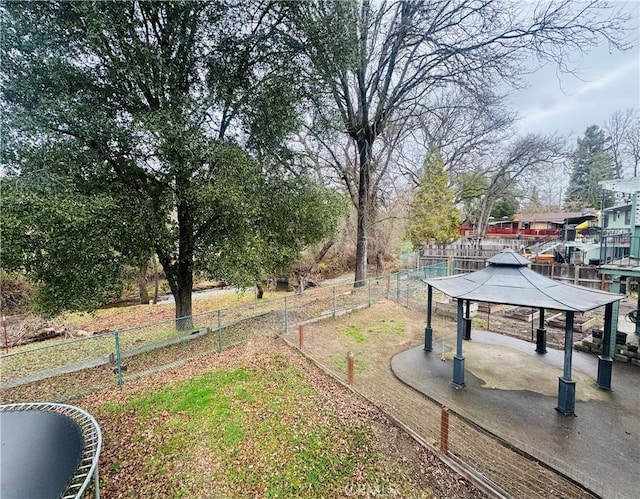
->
[564,126,615,210]
[408,147,460,247]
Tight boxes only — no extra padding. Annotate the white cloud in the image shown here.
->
[510,4,640,138]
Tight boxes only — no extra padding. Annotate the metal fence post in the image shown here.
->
[406,275,410,306]
[368,278,372,307]
[333,286,337,318]
[347,351,354,385]
[114,330,123,386]
[284,296,288,334]
[217,310,222,353]
[396,273,400,301]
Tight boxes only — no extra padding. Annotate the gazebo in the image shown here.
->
[423,248,624,416]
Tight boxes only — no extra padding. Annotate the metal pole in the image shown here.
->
[368,278,372,307]
[563,312,575,380]
[333,286,336,318]
[114,330,123,386]
[94,465,101,499]
[452,299,465,387]
[424,285,433,351]
[396,273,400,300]
[2,315,8,354]
[531,308,534,342]
[217,310,222,352]
[284,296,288,334]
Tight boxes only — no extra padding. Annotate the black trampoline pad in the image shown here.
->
[1,410,84,499]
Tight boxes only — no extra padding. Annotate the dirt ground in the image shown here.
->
[291,300,602,498]
[74,336,486,499]
[4,286,631,497]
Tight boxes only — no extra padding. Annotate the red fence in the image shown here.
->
[459,227,559,238]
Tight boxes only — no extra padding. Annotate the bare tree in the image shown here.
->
[605,109,637,179]
[295,114,413,272]
[288,0,632,284]
[473,134,567,239]
[403,89,515,187]
[623,110,640,177]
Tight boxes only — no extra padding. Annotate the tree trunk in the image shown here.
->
[476,196,497,241]
[296,240,334,293]
[137,263,150,304]
[157,175,195,330]
[375,251,385,276]
[354,137,372,287]
[174,275,193,330]
[152,257,159,305]
[157,255,194,331]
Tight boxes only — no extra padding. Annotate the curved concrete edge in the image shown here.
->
[390,331,638,499]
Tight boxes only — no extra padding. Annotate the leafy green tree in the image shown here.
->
[408,147,460,247]
[0,179,135,316]
[564,125,615,210]
[491,191,520,220]
[1,2,343,326]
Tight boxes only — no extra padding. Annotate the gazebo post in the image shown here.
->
[535,307,547,354]
[452,298,465,388]
[636,288,640,338]
[424,285,433,352]
[597,302,614,390]
[556,311,576,416]
[463,300,472,340]
[609,276,622,355]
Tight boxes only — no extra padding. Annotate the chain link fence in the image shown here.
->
[280,298,603,499]
[0,258,601,498]
[0,262,449,402]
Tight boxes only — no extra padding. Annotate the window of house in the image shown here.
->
[625,209,631,225]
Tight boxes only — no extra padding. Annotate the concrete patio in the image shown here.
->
[392,325,639,499]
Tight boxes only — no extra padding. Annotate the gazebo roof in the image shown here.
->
[424,248,623,312]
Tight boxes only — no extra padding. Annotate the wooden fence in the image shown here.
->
[421,239,525,259]
[420,255,612,291]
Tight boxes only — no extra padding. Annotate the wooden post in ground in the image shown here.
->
[440,407,449,455]
[347,351,354,385]
[298,325,304,350]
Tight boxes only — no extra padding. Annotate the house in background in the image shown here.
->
[459,210,598,241]
[601,202,633,231]
[511,211,598,241]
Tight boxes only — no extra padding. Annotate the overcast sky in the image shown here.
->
[508,1,639,141]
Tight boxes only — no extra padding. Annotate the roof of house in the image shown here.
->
[602,203,632,212]
[511,211,597,224]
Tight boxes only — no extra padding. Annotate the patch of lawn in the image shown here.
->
[338,323,366,342]
[472,317,487,328]
[367,318,405,335]
[338,318,405,345]
[1,326,190,382]
[97,356,419,498]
